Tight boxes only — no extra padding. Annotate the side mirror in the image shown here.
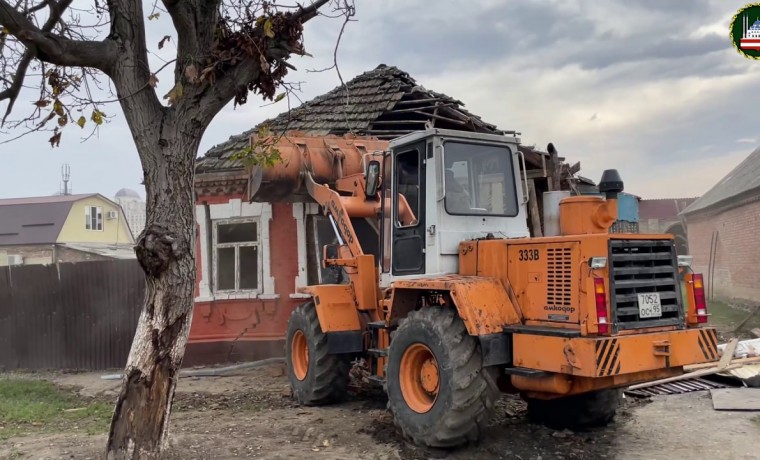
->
[365,160,381,197]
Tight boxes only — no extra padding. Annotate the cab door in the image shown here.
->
[391,141,426,275]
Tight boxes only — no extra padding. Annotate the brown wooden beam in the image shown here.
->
[388,103,455,114]
[412,111,469,126]
[394,97,449,106]
[371,119,428,125]
[527,179,543,237]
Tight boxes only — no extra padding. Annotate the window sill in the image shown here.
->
[194,292,280,302]
[289,293,312,299]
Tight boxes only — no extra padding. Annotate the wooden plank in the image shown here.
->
[547,143,561,191]
[525,169,549,180]
[684,356,760,371]
[411,111,469,126]
[387,103,454,114]
[371,120,429,125]
[626,364,743,391]
[710,388,760,410]
[393,97,447,106]
[718,338,739,370]
[527,180,543,238]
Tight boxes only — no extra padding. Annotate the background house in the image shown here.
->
[189,64,576,364]
[0,194,135,266]
[681,145,760,304]
[114,188,146,238]
[638,197,697,254]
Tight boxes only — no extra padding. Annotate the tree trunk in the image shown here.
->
[106,117,200,459]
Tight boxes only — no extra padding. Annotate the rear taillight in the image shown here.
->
[594,278,610,335]
[693,273,708,324]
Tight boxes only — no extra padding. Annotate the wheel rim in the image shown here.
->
[399,343,439,413]
[291,329,309,381]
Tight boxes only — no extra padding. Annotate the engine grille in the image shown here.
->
[546,247,572,308]
[608,239,683,330]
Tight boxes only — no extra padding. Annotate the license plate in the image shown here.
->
[637,293,662,318]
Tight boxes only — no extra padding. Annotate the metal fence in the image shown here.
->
[0,259,145,370]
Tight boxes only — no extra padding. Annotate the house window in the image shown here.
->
[213,219,260,292]
[85,206,103,230]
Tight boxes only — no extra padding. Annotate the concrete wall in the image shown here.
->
[0,245,116,266]
[685,197,760,304]
[58,196,134,244]
[0,245,54,266]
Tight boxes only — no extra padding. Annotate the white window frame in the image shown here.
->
[85,206,103,231]
[212,218,261,294]
[195,199,276,301]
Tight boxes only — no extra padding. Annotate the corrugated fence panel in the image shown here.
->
[0,266,14,369]
[0,259,145,371]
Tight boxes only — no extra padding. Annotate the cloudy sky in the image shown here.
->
[0,0,757,200]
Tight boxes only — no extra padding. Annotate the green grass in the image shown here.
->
[706,300,760,335]
[0,379,112,441]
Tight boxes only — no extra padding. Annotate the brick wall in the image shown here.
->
[685,196,760,303]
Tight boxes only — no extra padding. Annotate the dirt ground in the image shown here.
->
[2,364,759,460]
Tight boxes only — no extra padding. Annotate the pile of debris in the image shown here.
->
[625,337,760,410]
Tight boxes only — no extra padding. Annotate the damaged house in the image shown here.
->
[189,64,576,364]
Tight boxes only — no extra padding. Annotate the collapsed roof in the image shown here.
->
[196,64,531,174]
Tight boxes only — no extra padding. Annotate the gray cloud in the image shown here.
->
[0,0,754,202]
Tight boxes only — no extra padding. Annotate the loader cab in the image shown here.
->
[380,129,530,285]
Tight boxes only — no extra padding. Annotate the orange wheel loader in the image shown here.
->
[274,128,717,448]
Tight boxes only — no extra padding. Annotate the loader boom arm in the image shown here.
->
[304,170,417,260]
[304,171,366,258]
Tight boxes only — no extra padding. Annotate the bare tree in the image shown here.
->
[0,1,352,458]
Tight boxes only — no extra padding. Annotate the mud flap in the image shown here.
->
[326,331,363,354]
[479,333,512,367]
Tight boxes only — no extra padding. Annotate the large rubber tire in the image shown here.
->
[525,388,622,429]
[285,302,350,405]
[385,307,499,448]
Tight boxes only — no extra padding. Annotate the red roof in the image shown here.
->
[638,198,698,220]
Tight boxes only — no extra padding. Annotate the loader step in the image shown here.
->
[368,348,388,357]
[503,367,552,378]
[503,325,581,338]
[368,375,385,386]
[368,321,389,329]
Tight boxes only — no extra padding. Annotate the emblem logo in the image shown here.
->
[731,3,760,59]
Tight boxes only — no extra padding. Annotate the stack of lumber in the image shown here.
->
[627,338,760,392]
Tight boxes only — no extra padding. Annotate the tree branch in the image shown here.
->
[162,0,207,84]
[0,0,76,125]
[0,0,117,70]
[195,0,331,124]
[0,49,32,125]
[295,0,331,22]
[104,0,164,151]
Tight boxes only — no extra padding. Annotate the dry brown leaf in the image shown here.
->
[163,82,184,106]
[259,55,270,73]
[158,35,171,49]
[49,131,62,147]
